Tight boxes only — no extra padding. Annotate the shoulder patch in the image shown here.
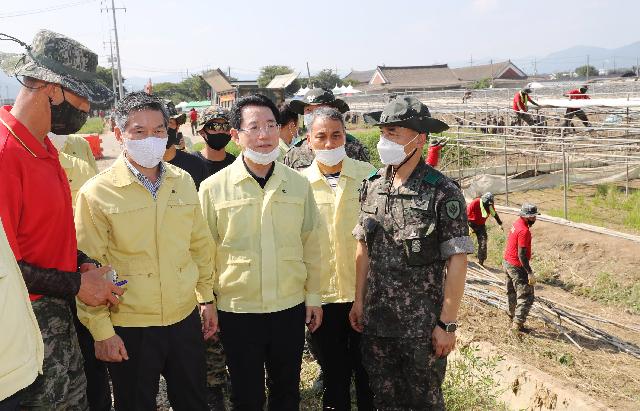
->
[422,167,444,186]
[445,199,461,219]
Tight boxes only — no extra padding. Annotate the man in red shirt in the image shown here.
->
[562,85,591,128]
[0,30,122,409]
[466,192,503,266]
[190,107,199,135]
[512,88,539,126]
[503,203,539,333]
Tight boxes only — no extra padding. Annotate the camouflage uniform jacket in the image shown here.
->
[353,160,474,338]
[283,133,370,171]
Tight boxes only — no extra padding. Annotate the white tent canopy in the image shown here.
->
[294,86,310,97]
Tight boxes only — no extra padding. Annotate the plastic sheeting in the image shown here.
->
[463,164,640,198]
[537,98,640,109]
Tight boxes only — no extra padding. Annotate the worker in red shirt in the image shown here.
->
[562,85,591,128]
[466,192,503,266]
[502,203,539,333]
[0,30,122,409]
[512,88,539,126]
[189,107,199,135]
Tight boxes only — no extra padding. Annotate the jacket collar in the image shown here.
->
[230,154,288,185]
[307,156,358,184]
[111,154,179,187]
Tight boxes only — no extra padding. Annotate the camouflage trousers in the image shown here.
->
[205,332,228,388]
[469,222,488,264]
[361,334,446,411]
[21,297,89,411]
[503,261,535,324]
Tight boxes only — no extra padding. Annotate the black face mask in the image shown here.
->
[204,132,231,151]
[50,89,88,135]
[526,219,536,227]
[167,128,179,148]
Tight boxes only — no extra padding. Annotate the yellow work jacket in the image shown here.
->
[63,135,99,174]
[199,156,322,313]
[59,152,96,213]
[75,156,214,341]
[302,157,376,303]
[0,218,43,400]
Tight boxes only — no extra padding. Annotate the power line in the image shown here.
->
[0,0,96,19]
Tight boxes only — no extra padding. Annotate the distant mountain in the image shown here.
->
[0,71,20,101]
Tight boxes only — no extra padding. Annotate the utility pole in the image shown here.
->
[613,56,616,74]
[533,57,537,76]
[102,0,126,99]
[103,34,117,103]
[586,55,590,82]
[306,62,312,87]
[490,59,494,87]
[469,55,473,66]
[636,56,639,77]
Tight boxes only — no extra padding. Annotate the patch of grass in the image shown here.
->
[77,117,105,134]
[443,344,507,411]
[485,224,506,268]
[541,350,575,367]
[548,184,640,233]
[298,344,506,410]
[573,272,640,314]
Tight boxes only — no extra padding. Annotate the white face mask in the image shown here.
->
[314,144,346,166]
[47,132,68,151]
[123,136,167,168]
[243,146,280,165]
[376,134,419,166]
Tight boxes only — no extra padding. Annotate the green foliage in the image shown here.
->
[574,272,640,314]
[548,184,640,232]
[154,75,209,104]
[542,350,575,367]
[472,78,492,89]
[575,65,598,77]
[443,344,506,411]
[342,78,361,87]
[77,117,105,134]
[257,65,293,88]
[301,69,343,90]
[257,65,300,95]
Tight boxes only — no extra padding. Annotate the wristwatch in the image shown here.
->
[437,320,458,333]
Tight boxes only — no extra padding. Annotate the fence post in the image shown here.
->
[457,126,462,181]
[561,127,568,219]
[503,135,509,206]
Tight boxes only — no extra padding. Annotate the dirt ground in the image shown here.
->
[466,213,640,409]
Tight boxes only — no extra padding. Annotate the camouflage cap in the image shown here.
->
[0,30,113,104]
[481,192,495,203]
[519,203,540,217]
[364,96,449,134]
[165,100,187,125]
[289,88,349,114]
[197,106,229,131]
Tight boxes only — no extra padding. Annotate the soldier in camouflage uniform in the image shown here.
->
[502,203,539,332]
[0,30,118,410]
[205,337,228,410]
[350,96,474,410]
[284,88,370,171]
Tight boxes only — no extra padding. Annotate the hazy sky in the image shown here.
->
[0,0,638,81]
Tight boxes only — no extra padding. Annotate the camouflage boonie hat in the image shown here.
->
[289,88,349,114]
[165,101,187,125]
[481,192,495,203]
[0,30,113,104]
[364,96,449,134]
[519,203,540,217]
[197,106,229,131]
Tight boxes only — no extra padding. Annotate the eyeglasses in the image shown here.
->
[204,122,230,132]
[238,123,281,136]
